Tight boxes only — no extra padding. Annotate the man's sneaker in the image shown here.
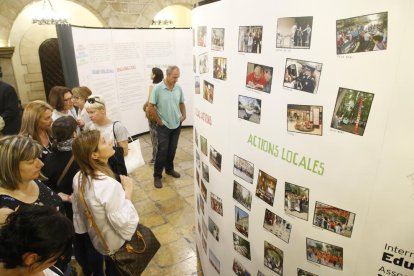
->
[154,177,162,188]
[166,170,181,178]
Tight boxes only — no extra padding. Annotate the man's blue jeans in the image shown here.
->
[154,124,181,178]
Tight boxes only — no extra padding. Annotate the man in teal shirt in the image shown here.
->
[148,66,186,188]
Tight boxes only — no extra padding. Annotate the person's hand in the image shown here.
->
[180,115,186,123]
[157,121,164,126]
[76,119,85,127]
[58,192,71,202]
[120,175,134,194]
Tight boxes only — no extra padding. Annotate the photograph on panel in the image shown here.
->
[202,233,207,254]
[233,232,251,260]
[235,206,249,238]
[193,55,196,73]
[196,150,200,168]
[197,26,207,47]
[255,169,277,206]
[330,87,374,136]
[263,209,292,243]
[195,75,200,94]
[233,154,254,184]
[196,169,200,187]
[203,80,214,103]
[283,58,322,94]
[200,179,207,201]
[233,258,251,276]
[297,268,319,276]
[210,192,223,216]
[246,62,273,93]
[313,201,356,238]
[276,16,313,49]
[208,216,220,242]
[211,28,225,51]
[213,57,227,80]
[194,127,199,146]
[200,135,208,155]
[306,238,343,270]
[233,180,253,211]
[202,217,208,236]
[264,241,284,275]
[238,95,261,124]
[284,182,310,220]
[336,12,387,54]
[199,194,205,215]
[209,145,222,172]
[238,26,263,53]
[202,162,209,182]
[209,249,220,274]
[199,52,209,74]
[287,105,323,136]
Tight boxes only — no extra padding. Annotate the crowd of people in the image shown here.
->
[336,23,386,54]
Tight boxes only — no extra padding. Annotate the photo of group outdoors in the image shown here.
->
[203,80,214,103]
[263,209,292,243]
[238,26,263,53]
[200,135,207,156]
[208,217,220,242]
[331,87,374,136]
[202,233,207,254]
[233,232,251,260]
[264,241,284,275]
[202,162,209,182]
[336,12,388,54]
[200,179,207,201]
[210,192,223,216]
[209,145,222,172]
[276,16,313,49]
[297,268,318,276]
[245,62,273,93]
[233,181,253,211]
[197,26,207,47]
[233,258,251,276]
[213,57,227,80]
[284,182,309,220]
[199,194,205,214]
[235,206,249,238]
[211,28,225,51]
[195,76,200,94]
[209,249,220,274]
[306,238,343,270]
[313,201,356,238]
[233,154,254,184]
[287,104,323,136]
[255,169,277,206]
[283,58,322,94]
[238,95,262,124]
[199,52,209,74]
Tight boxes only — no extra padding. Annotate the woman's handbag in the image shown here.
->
[124,137,145,173]
[109,122,128,177]
[78,176,161,276]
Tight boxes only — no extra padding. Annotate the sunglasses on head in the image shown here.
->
[87,97,105,106]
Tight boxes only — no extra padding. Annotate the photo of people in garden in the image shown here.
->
[306,238,343,270]
[276,16,313,49]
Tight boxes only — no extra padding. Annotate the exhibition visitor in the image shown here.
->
[48,86,77,121]
[71,86,92,129]
[0,80,21,136]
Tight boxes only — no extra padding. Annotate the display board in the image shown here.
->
[70,27,193,136]
[192,0,414,275]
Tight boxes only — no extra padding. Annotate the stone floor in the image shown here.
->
[128,126,203,276]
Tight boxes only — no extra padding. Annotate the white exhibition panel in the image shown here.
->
[192,1,414,276]
[71,27,194,136]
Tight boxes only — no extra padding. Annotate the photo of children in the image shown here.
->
[263,209,291,243]
[277,16,313,49]
[246,62,273,93]
[197,26,207,47]
[297,268,318,276]
[211,28,225,51]
[255,169,277,206]
[313,201,356,238]
[233,258,251,276]
[208,216,220,241]
[209,145,222,172]
[331,87,374,136]
[284,182,309,220]
[233,155,254,184]
[210,192,223,216]
[238,95,261,124]
[306,238,343,270]
[235,206,249,238]
[336,12,387,54]
[287,105,323,136]
[233,181,253,211]
[209,249,220,274]
[195,76,200,94]
[202,162,209,182]
[199,52,209,74]
[200,135,207,156]
[233,232,251,260]
[213,57,227,80]
[264,241,284,275]
[238,26,263,53]
[203,80,214,103]
[201,179,207,201]
[283,58,322,94]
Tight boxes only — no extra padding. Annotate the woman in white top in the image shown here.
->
[71,86,92,129]
[48,86,78,122]
[71,129,138,275]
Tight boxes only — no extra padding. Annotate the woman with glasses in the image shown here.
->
[48,86,78,121]
[71,86,92,129]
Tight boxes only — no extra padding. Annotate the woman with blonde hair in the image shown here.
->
[71,86,92,128]
[71,129,138,275]
[19,100,53,161]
